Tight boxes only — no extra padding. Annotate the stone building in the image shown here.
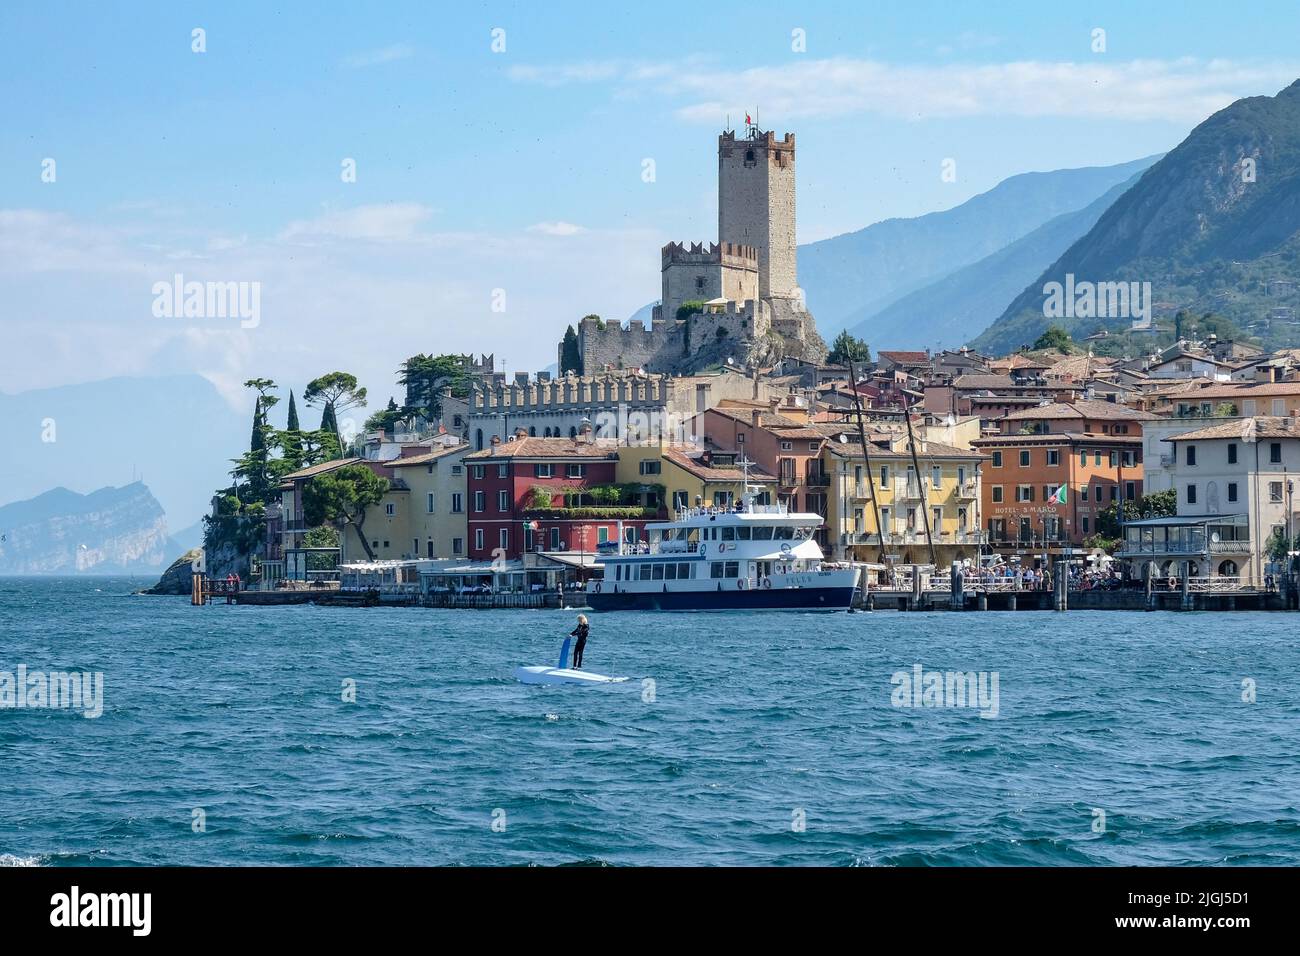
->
[564,126,826,376]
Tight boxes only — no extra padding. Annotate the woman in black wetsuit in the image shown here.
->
[570,614,589,669]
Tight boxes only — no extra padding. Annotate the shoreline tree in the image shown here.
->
[303,464,389,560]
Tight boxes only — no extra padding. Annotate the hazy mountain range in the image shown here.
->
[799,155,1162,342]
[0,374,246,531]
[975,79,1300,354]
[0,482,200,574]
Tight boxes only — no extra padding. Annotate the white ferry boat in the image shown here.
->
[587,490,858,612]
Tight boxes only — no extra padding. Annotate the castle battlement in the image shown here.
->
[471,372,670,411]
[661,240,758,268]
[718,129,795,151]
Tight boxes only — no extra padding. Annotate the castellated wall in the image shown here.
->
[577,300,772,375]
[659,241,758,325]
[718,130,797,300]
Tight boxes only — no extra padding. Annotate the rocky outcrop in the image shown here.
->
[141,540,248,595]
[0,482,175,574]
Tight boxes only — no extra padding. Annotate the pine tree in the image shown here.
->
[286,390,300,431]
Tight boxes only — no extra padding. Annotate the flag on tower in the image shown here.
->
[745,113,752,125]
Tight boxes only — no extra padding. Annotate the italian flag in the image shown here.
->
[1051,485,1068,504]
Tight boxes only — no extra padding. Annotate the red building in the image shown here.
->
[463,433,654,561]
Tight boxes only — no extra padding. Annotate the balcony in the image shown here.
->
[805,472,831,487]
[955,480,978,499]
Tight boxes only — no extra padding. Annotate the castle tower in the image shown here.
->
[718,128,797,301]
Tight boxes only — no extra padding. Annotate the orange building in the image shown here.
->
[972,400,1159,559]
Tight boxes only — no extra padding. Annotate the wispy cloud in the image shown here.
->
[279,203,435,242]
[0,207,660,404]
[528,221,586,237]
[341,44,414,69]
[510,55,1300,123]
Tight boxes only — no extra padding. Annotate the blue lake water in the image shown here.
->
[1,576,1298,866]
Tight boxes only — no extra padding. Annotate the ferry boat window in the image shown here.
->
[724,561,739,577]
[793,527,811,540]
[774,526,794,540]
[737,527,752,540]
[652,564,665,580]
[753,526,774,540]
[711,562,724,579]
[639,565,652,580]
[721,527,736,541]
[665,564,677,579]
[678,563,691,578]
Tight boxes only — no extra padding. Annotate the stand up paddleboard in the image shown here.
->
[514,637,629,686]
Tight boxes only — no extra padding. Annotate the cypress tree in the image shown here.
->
[286,390,300,431]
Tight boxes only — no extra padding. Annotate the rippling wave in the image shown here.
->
[2,576,1298,865]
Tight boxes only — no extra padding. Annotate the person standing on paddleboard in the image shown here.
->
[570,614,589,669]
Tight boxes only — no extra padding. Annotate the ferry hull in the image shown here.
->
[587,585,856,612]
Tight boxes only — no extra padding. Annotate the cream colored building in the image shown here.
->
[1119,417,1300,584]
[341,443,473,562]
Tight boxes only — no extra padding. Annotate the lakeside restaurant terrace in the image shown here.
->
[1115,513,1255,583]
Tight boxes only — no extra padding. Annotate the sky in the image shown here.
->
[2,0,1300,417]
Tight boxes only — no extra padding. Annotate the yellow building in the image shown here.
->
[341,443,474,563]
[822,432,987,567]
[614,440,776,513]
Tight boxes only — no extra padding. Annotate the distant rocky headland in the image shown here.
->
[0,482,188,575]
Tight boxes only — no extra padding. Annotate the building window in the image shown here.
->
[992,451,1002,468]
[385,503,395,516]
[673,490,689,510]
[451,465,462,476]
[427,493,435,513]
[1081,517,1089,534]
[1081,485,1088,502]
[1228,443,1237,464]
[498,490,509,512]
[932,506,942,528]
[472,465,485,479]
[781,441,793,451]
[1046,449,1059,466]
[535,463,554,478]
[1016,485,1034,502]
[529,426,536,437]
[550,527,561,550]
[1019,450,1030,467]
[473,491,485,512]
[474,528,484,550]
[499,528,509,551]
[567,463,586,478]
[1123,450,1136,467]
[1126,481,1136,500]
[1109,451,1117,467]
[1270,443,1282,464]
[639,460,662,476]
[1270,481,1284,503]
[932,466,942,489]
[1094,452,1103,466]
[1079,451,1087,467]
[991,486,1003,503]
[737,433,745,444]
[881,465,890,485]
[1227,482,1238,503]
[453,537,464,555]
[452,493,464,513]
[1187,484,1197,505]
[1186,445,1196,466]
